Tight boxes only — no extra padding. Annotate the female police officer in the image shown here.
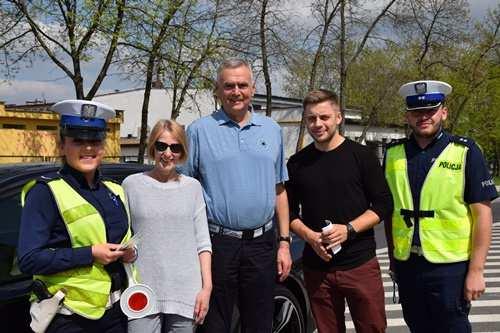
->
[18,100,136,333]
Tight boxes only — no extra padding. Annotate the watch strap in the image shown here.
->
[278,236,291,243]
[346,223,357,240]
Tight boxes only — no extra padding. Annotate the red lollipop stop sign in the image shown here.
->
[128,291,148,311]
[120,263,156,318]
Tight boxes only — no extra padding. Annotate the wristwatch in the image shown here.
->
[346,223,357,241]
[278,235,291,244]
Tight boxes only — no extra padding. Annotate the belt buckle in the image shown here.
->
[241,229,254,240]
[411,246,423,256]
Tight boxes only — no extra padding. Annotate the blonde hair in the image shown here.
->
[147,119,188,163]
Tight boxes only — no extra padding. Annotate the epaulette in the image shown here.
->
[385,138,408,149]
[35,172,62,184]
[449,135,475,148]
[21,172,61,206]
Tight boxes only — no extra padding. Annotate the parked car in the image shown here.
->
[0,163,314,333]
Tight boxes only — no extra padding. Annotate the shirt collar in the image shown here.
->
[60,163,101,189]
[215,105,263,127]
[409,129,447,150]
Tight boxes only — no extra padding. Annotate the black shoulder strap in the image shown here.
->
[20,173,62,207]
[449,135,474,148]
[386,138,408,149]
[36,173,62,184]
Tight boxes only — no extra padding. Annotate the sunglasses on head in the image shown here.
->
[154,141,183,154]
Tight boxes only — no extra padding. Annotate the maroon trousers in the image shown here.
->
[303,257,386,333]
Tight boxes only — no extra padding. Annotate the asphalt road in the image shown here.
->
[361,197,500,333]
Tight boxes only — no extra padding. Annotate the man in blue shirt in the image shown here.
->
[384,80,498,333]
[180,58,292,333]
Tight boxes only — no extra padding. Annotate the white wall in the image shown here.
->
[95,89,405,161]
[94,88,216,138]
[255,107,406,159]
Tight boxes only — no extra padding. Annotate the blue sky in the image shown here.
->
[0,0,497,105]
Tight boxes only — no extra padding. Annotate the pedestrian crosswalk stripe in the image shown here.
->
[376,248,388,255]
[346,318,406,329]
[483,262,500,267]
[346,299,500,314]
[346,314,500,329]
[480,269,500,273]
[487,255,500,260]
[379,287,500,299]
[381,276,500,287]
[379,262,500,271]
[378,255,500,260]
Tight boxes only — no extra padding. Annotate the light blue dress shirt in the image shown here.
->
[179,109,288,230]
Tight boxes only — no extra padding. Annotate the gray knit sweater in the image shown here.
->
[122,173,211,319]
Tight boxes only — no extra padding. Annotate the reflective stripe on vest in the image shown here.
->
[21,178,132,319]
[385,142,472,263]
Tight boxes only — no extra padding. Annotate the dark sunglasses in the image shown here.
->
[154,141,183,154]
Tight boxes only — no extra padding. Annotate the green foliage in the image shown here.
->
[346,45,408,126]
[283,0,499,162]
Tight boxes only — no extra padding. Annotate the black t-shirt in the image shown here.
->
[286,139,393,271]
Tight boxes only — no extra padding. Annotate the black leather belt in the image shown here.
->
[400,208,435,227]
[208,220,273,240]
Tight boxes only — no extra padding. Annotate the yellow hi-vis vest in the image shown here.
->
[21,178,133,319]
[385,141,473,263]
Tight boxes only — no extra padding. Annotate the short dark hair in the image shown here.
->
[303,89,339,109]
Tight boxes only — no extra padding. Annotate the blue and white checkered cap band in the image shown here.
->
[60,114,106,129]
[399,80,452,111]
[51,99,115,139]
[406,93,445,110]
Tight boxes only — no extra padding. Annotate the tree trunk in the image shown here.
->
[137,55,156,164]
[260,0,273,117]
[339,0,346,135]
[448,95,469,133]
[295,0,340,152]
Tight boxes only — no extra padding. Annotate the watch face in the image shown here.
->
[278,236,291,243]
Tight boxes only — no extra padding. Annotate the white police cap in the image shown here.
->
[50,99,115,140]
[398,80,452,111]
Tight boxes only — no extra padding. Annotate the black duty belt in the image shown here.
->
[400,209,435,228]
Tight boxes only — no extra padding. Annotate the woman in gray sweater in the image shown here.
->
[123,119,212,333]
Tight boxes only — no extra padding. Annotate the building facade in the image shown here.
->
[94,89,405,162]
[0,102,123,164]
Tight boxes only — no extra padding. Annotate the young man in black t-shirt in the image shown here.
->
[286,89,393,333]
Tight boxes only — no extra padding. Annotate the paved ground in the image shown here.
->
[342,197,500,333]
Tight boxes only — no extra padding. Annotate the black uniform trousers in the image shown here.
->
[198,227,277,333]
[395,254,471,333]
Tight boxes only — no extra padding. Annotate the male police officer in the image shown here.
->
[384,80,498,332]
[19,100,136,333]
